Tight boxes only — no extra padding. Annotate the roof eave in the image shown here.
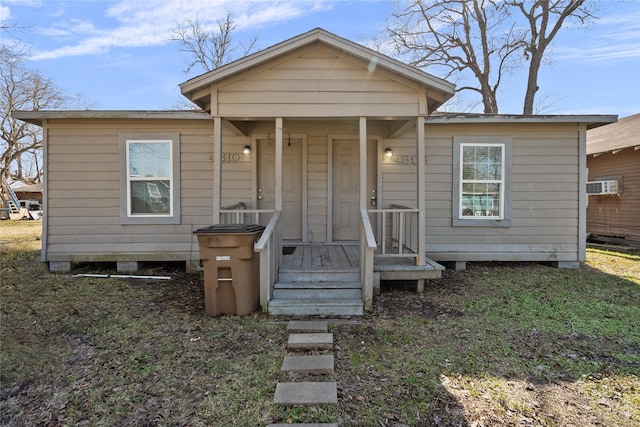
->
[425,114,618,129]
[11,110,213,126]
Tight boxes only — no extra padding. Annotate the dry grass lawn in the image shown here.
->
[1,221,638,426]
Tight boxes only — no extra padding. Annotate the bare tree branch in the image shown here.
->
[506,0,594,114]
[386,0,595,114]
[1,44,68,184]
[172,13,257,75]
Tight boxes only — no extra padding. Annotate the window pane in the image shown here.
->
[462,145,502,181]
[130,180,171,214]
[487,146,502,180]
[462,183,501,217]
[129,142,170,178]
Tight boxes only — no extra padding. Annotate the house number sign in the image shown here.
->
[208,152,242,162]
[392,155,429,165]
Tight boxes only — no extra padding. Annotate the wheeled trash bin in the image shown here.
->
[193,224,264,316]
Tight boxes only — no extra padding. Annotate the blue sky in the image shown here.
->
[2,0,639,117]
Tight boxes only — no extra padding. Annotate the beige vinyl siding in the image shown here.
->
[307,133,329,242]
[586,148,640,246]
[381,135,419,206]
[424,123,582,262]
[45,118,215,263]
[212,44,425,118]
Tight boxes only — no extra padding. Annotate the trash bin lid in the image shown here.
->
[193,224,265,234]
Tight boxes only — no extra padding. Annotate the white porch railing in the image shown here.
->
[219,202,245,224]
[255,210,282,312]
[219,204,280,312]
[220,203,275,225]
[360,208,376,310]
[368,205,420,260]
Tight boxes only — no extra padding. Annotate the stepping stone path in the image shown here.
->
[268,320,339,427]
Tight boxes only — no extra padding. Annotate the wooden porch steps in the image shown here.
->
[269,280,364,315]
[268,297,364,316]
[273,282,362,299]
[278,269,360,283]
[269,245,364,315]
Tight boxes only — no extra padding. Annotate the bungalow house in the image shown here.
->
[13,28,616,315]
[586,114,640,247]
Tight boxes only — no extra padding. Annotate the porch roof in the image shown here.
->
[179,27,456,113]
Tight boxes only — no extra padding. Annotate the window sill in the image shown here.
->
[120,215,180,225]
[453,218,511,227]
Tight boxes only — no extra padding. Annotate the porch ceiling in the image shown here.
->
[224,117,417,138]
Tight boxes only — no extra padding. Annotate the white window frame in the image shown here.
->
[119,133,181,225]
[459,142,505,220]
[453,136,511,227]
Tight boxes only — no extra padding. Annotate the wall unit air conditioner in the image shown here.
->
[586,180,619,195]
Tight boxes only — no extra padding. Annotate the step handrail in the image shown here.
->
[360,208,376,311]
[255,209,282,312]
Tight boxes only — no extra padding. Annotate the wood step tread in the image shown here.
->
[269,298,363,306]
[279,268,359,273]
[268,299,363,316]
[273,289,362,299]
[275,282,362,289]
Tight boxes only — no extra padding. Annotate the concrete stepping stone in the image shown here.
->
[268,424,338,427]
[281,354,334,375]
[287,320,328,333]
[287,333,333,350]
[274,382,338,405]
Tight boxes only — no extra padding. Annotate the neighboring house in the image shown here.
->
[12,182,43,207]
[1,179,42,219]
[13,28,616,315]
[586,114,640,247]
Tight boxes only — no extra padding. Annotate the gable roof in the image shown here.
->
[587,113,640,155]
[179,27,456,111]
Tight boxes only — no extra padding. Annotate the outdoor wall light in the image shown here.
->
[384,147,393,158]
[242,145,251,155]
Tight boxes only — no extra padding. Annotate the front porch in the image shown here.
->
[220,204,445,315]
[180,29,458,316]
[267,243,444,316]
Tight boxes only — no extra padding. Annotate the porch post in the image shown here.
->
[417,116,426,266]
[213,116,222,223]
[275,117,283,211]
[359,116,367,209]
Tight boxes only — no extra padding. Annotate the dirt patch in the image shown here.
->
[375,275,466,319]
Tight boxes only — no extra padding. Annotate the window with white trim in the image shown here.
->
[127,140,172,216]
[119,133,180,225]
[460,143,504,219]
[453,136,511,227]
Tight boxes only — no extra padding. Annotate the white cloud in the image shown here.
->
[30,0,339,60]
[0,5,11,25]
[556,11,640,63]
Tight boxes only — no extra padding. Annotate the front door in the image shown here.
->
[257,137,303,241]
[332,138,377,241]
